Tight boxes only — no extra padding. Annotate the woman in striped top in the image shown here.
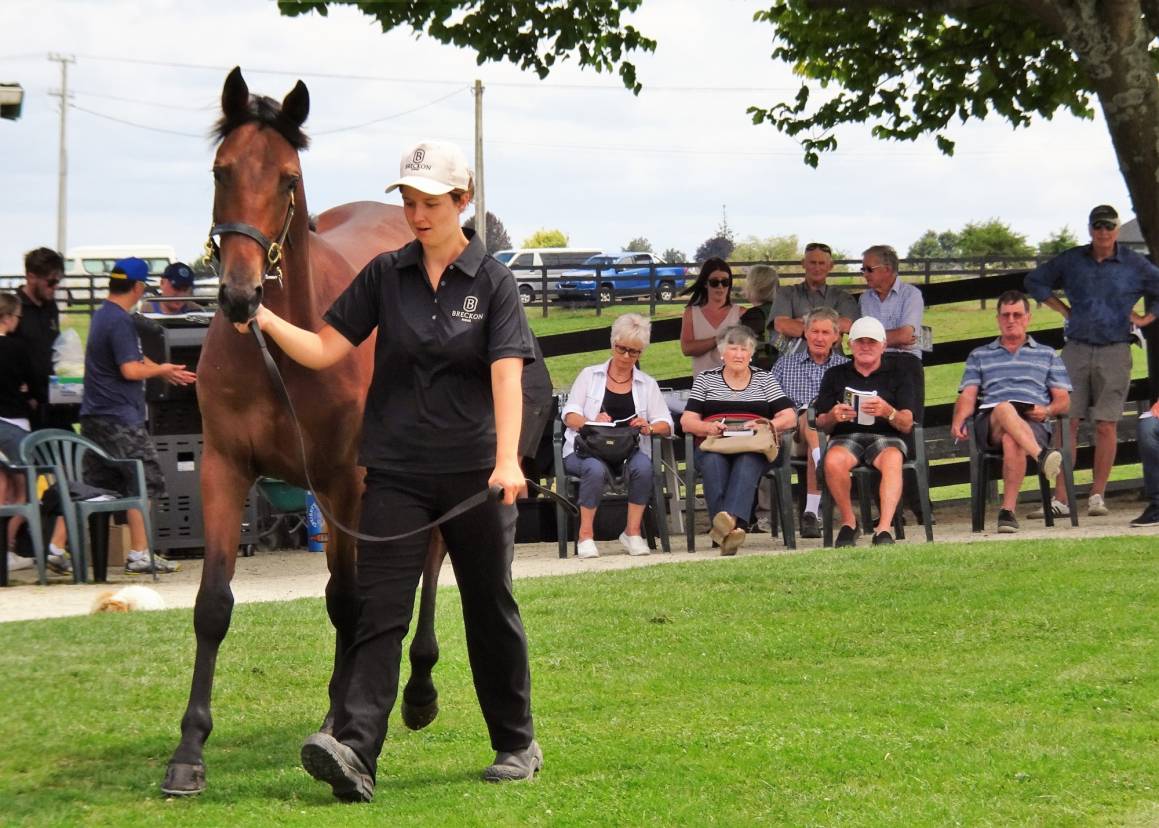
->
[681,326,797,555]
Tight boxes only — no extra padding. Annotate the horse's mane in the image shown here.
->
[213,94,309,150]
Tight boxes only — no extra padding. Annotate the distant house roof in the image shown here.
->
[1119,217,1147,251]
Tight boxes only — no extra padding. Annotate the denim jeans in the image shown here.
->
[694,448,771,524]
[1138,416,1159,506]
[563,451,653,508]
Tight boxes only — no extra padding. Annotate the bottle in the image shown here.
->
[305,492,328,553]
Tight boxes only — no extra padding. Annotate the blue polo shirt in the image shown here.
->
[858,277,924,358]
[80,300,146,425]
[958,336,1072,406]
[1025,243,1159,345]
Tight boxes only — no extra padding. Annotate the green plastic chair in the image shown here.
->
[0,445,48,585]
[20,429,157,583]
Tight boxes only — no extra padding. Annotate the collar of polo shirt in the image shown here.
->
[396,228,488,277]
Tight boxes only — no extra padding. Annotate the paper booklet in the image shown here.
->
[843,387,878,426]
[977,400,1036,412]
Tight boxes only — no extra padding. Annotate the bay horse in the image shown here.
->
[163,67,447,796]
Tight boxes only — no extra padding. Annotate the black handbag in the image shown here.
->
[574,424,640,470]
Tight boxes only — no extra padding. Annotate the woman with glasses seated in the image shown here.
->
[680,325,797,556]
[680,258,746,375]
[561,313,673,559]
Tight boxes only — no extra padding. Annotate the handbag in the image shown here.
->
[574,424,641,470]
[700,414,780,462]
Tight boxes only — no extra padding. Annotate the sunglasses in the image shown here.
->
[613,344,642,358]
[707,278,731,288]
[860,264,886,273]
[804,242,832,254]
[1091,221,1117,231]
[41,277,61,286]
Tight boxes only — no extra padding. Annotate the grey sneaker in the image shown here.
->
[125,551,180,574]
[997,509,1019,533]
[1087,493,1109,516]
[300,732,374,802]
[1037,448,1062,485]
[47,548,73,575]
[799,511,821,539]
[483,739,543,782]
[1028,499,1069,519]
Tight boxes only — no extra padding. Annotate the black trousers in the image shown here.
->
[331,467,534,778]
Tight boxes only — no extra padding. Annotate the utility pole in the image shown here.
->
[48,53,74,255]
[473,79,486,251]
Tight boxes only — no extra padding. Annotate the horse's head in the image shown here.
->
[210,67,309,325]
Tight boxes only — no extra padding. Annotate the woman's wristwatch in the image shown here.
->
[887,407,898,423]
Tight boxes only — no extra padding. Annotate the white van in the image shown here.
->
[63,244,177,304]
[494,247,604,305]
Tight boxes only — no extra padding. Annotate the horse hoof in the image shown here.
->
[402,698,439,731]
[161,762,206,796]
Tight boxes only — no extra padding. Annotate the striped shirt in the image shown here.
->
[958,336,1071,406]
[859,277,924,358]
[685,366,794,420]
[771,348,850,410]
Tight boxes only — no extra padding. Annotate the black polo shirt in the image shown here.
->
[814,357,919,437]
[324,231,536,474]
[13,287,61,416]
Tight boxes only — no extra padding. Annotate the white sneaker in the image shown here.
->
[6,551,33,572]
[1027,498,1070,519]
[619,532,650,556]
[576,538,599,559]
[1087,493,1109,516]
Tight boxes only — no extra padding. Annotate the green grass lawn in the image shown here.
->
[3,537,1158,825]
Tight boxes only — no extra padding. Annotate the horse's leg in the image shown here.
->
[319,477,361,734]
[162,450,249,796]
[401,530,447,730]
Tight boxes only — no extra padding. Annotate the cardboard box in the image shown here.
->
[106,522,132,568]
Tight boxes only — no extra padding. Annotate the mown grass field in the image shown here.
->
[3,536,1158,826]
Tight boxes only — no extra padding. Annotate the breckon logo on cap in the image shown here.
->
[385,140,471,196]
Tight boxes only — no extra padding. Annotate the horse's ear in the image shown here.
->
[222,67,249,120]
[281,81,310,129]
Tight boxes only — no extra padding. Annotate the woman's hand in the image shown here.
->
[234,303,272,334]
[628,416,651,435]
[489,457,527,506]
[594,412,613,423]
[704,419,727,437]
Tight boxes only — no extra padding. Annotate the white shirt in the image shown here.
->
[561,360,674,458]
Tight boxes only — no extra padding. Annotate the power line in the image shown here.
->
[70,89,213,112]
[70,104,206,138]
[72,52,796,93]
[314,86,468,135]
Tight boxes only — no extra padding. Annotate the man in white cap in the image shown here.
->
[813,316,921,546]
[1025,204,1159,518]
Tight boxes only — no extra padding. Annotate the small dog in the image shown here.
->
[90,585,167,614]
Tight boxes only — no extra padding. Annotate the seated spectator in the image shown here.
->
[950,290,1070,533]
[1132,399,1159,528]
[770,241,859,352]
[738,264,779,370]
[144,262,202,315]
[0,292,72,574]
[680,258,746,375]
[815,316,919,547]
[680,326,797,555]
[770,306,850,538]
[561,313,673,559]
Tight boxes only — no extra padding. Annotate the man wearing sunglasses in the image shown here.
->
[1025,204,1159,519]
[770,242,859,353]
[13,247,65,430]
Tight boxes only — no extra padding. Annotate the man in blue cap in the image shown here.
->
[145,262,201,315]
[80,257,197,574]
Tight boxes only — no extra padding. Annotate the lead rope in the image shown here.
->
[248,321,576,544]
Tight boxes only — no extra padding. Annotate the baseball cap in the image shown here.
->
[385,140,472,196]
[163,262,195,289]
[849,316,887,343]
[110,257,151,283]
[1088,204,1119,228]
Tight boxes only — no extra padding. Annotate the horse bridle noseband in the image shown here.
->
[205,191,296,287]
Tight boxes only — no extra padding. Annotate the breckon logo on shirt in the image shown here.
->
[452,295,483,321]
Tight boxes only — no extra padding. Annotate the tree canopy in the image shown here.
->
[731,234,801,263]
[464,210,512,254]
[1037,226,1080,257]
[661,247,687,265]
[624,236,653,253]
[522,228,569,248]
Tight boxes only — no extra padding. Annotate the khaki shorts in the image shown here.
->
[1061,341,1131,422]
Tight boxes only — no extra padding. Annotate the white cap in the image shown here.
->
[849,316,887,342]
[385,140,472,195]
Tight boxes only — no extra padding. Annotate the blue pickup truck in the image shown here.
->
[556,252,690,304]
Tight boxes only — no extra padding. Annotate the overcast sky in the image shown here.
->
[0,0,1132,274]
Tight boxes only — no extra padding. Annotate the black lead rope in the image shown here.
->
[248,321,576,544]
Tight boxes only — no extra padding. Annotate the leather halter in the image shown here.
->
[205,191,296,286]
